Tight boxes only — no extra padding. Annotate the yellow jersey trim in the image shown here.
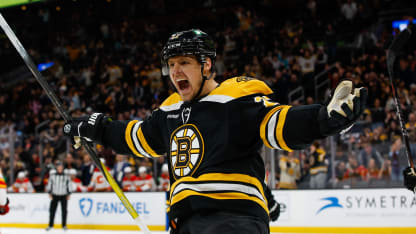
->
[125,120,142,157]
[207,77,273,99]
[168,190,268,214]
[276,106,292,151]
[168,172,267,213]
[260,106,285,149]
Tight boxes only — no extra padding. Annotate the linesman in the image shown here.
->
[46,161,72,231]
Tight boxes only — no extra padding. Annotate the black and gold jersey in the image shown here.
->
[102,76,324,224]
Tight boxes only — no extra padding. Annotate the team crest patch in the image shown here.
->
[169,124,204,179]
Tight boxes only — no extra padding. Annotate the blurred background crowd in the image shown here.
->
[1,0,416,193]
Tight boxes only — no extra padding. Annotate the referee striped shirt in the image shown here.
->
[47,170,72,196]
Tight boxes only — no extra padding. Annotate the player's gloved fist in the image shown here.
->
[403,167,416,192]
[0,198,10,215]
[318,80,367,136]
[63,113,111,149]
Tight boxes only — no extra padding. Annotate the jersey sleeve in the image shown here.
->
[102,109,167,158]
[260,103,324,151]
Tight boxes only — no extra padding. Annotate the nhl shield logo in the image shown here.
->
[79,198,93,217]
[169,124,204,179]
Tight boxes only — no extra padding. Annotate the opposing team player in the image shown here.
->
[64,29,367,234]
[0,168,9,215]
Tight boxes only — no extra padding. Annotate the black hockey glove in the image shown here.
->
[403,167,416,193]
[268,196,280,222]
[265,185,280,222]
[318,80,367,136]
[0,198,9,215]
[63,113,112,149]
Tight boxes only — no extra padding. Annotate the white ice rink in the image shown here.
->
[1,228,169,234]
[0,228,292,234]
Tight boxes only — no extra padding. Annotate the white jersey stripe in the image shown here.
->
[131,122,152,158]
[267,110,282,150]
[160,101,183,112]
[172,182,266,204]
[199,95,235,103]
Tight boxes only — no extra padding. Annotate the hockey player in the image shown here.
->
[8,171,35,193]
[0,168,9,215]
[122,167,137,192]
[403,167,416,192]
[68,168,87,192]
[158,164,170,191]
[136,166,155,192]
[88,158,111,192]
[64,29,367,233]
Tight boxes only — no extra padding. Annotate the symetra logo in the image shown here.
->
[79,197,93,217]
[316,197,343,214]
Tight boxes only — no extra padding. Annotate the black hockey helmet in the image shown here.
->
[161,29,216,76]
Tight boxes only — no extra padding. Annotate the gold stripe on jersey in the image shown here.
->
[160,93,183,111]
[260,106,285,149]
[125,120,159,158]
[260,105,293,152]
[168,191,268,214]
[207,77,273,100]
[276,106,291,151]
[125,120,142,157]
[168,173,268,212]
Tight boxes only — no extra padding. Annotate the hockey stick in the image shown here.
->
[386,28,415,171]
[0,13,151,233]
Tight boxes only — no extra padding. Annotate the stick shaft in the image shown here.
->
[0,13,151,233]
[386,29,415,168]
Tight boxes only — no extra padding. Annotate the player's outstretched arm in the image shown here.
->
[403,167,416,192]
[63,113,163,158]
[281,80,367,150]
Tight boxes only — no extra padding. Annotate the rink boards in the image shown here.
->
[1,189,415,233]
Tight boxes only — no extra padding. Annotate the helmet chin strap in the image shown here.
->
[187,64,214,103]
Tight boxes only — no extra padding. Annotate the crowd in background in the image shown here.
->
[1,0,416,192]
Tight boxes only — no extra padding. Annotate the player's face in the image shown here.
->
[168,56,203,101]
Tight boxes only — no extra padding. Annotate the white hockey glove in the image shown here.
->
[63,113,112,149]
[403,167,416,193]
[318,80,367,136]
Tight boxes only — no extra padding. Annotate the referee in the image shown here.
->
[46,161,72,231]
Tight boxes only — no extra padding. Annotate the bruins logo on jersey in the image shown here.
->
[169,124,204,179]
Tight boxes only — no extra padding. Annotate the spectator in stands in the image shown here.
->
[279,151,301,189]
[345,155,368,185]
[389,137,406,182]
[112,154,130,187]
[367,158,380,182]
[63,153,77,170]
[334,161,348,186]
[341,0,358,22]
[80,153,94,186]
[358,143,383,168]
[157,164,170,192]
[136,166,154,192]
[8,171,35,193]
[122,167,137,192]
[378,158,392,182]
[309,142,328,189]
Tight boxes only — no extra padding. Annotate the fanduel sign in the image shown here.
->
[79,197,150,217]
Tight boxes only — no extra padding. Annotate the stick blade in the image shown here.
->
[388,28,412,54]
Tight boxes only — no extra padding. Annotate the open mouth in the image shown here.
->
[177,80,190,91]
